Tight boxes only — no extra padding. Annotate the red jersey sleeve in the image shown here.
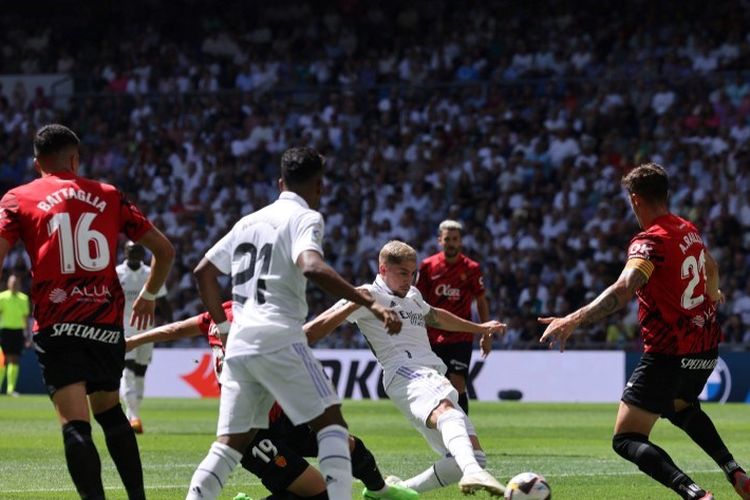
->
[0,191,21,246]
[469,262,486,297]
[625,233,663,279]
[119,192,153,242]
[197,301,234,342]
[416,260,431,297]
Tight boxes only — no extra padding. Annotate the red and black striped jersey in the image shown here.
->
[416,252,485,344]
[0,172,153,331]
[625,213,721,355]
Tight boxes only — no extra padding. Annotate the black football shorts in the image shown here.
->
[431,341,473,377]
[34,323,125,396]
[622,348,718,415]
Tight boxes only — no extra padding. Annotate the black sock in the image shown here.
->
[94,404,145,500]
[613,432,705,499]
[458,392,469,415]
[351,436,386,491]
[667,405,740,481]
[62,420,105,500]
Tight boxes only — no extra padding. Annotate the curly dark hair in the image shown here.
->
[621,163,669,205]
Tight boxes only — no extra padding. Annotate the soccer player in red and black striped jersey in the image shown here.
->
[0,124,175,500]
[416,220,491,415]
[540,163,749,500]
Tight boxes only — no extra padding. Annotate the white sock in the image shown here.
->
[317,424,353,499]
[120,369,138,420]
[186,442,242,500]
[135,375,145,415]
[436,409,482,475]
[404,455,462,492]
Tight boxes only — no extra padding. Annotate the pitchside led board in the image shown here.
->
[14,349,750,403]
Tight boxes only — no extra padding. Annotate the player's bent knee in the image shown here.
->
[287,465,327,497]
[612,432,647,459]
[665,403,700,429]
[94,404,130,435]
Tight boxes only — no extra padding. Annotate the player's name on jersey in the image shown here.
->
[679,231,704,254]
[36,187,107,213]
[49,322,121,343]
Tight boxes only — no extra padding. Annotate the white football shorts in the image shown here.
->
[217,342,340,436]
[385,365,475,455]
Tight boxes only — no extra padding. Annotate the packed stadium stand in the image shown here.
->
[1,0,749,350]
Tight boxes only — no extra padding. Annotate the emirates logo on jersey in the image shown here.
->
[49,288,68,304]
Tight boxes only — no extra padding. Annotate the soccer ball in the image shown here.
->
[504,472,551,499]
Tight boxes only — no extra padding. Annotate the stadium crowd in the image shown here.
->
[1,0,750,350]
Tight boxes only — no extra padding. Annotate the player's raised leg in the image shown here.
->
[666,400,750,499]
[425,401,502,496]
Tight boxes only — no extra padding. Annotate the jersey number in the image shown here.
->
[47,212,110,274]
[250,438,278,463]
[233,243,272,304]
[680,250,706,310]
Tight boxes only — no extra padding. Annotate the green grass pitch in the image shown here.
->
[1,397,748,499]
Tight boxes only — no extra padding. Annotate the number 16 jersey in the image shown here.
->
[624,213,721,355]
[0,171,154,331]
[205,191,325,357]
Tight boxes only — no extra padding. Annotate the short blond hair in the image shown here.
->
[439,219,463,234]
[379,240,417,265]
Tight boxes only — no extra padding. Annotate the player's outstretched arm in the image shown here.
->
[297,250,401,334]
[194,257,230,333]
[425,306,506,337]
[539,266,648,351]
[131,227,176,330]
[125,316,203,352]
[304,300,362,343]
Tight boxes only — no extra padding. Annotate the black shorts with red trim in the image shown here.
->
[34,323,125,396]
[622,348,717,415]
[240,428,312,493]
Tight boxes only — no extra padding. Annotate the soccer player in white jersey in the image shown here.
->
[116,241,172,433]
[186,147,402,500]
[305,240,507,497]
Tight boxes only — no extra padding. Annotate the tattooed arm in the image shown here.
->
[538,267,648,352]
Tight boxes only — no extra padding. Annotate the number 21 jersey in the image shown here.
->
[624,213,721,355]
[0,172,153,330]
[205,191,325,356]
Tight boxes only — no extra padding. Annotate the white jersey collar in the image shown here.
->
[373,275,398,297]
[279,191,310,209]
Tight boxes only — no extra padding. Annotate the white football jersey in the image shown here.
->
[341,275,447,388]
[116,261,168,336]
[205,191,325,356]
